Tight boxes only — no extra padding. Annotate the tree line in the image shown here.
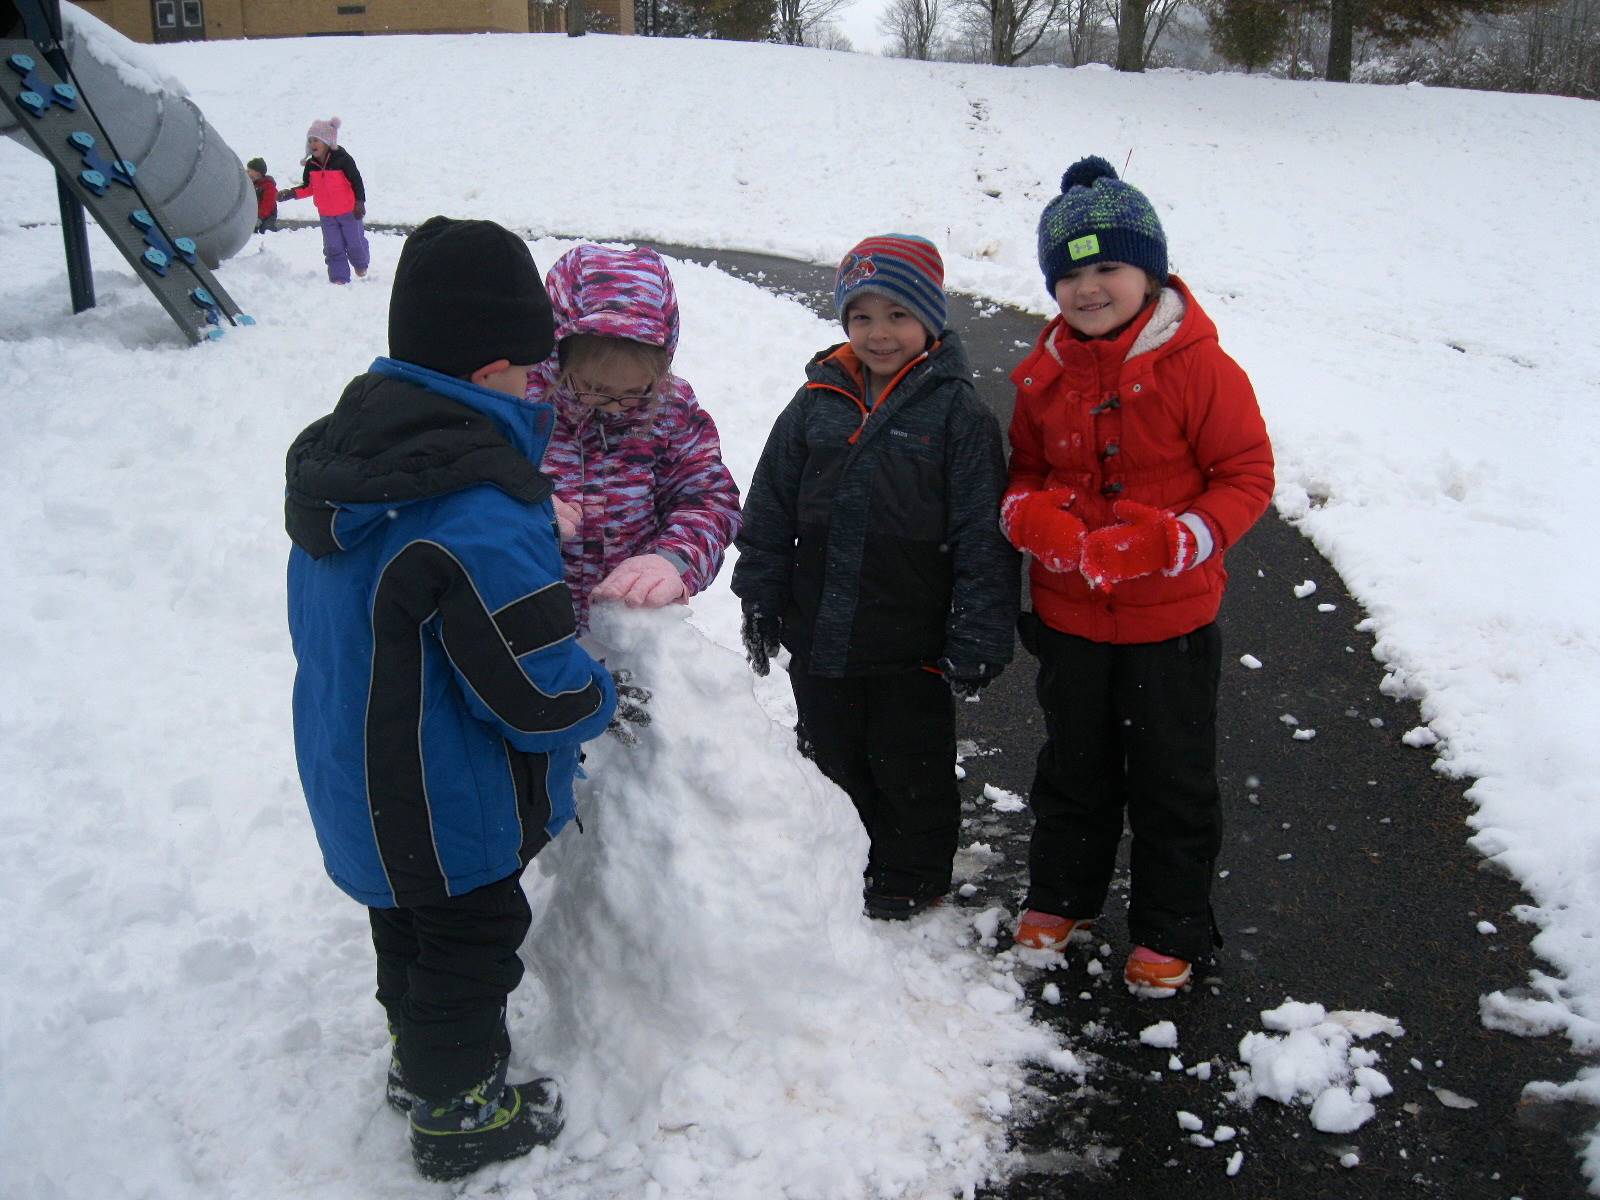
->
[630,0,1600,99]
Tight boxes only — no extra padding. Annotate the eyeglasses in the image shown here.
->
[566,379,657,411]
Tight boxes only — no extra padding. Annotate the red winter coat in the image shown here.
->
[290,147,364,218]
[1007,276,1273,644]
[253,174,277,221]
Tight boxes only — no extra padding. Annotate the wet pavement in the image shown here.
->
[653,242,1593,1200]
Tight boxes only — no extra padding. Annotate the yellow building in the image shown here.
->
[70,0,637,43]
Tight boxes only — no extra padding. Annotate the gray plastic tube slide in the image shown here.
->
[1,3,253,267]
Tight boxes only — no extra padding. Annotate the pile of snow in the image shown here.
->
[1228,1000,1401,1135]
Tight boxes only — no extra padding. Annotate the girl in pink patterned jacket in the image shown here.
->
[528,244,741,632]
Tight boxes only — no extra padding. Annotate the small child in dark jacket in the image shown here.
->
[276,116,369,283]
[732,234,1019,920]
[245,157,276,233]
[285,218,621,1181]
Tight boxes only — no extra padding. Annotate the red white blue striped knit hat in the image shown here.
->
[833,234,947,340]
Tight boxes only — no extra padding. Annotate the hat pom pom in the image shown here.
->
[1060,155,1117,194]
[329,117,342,132]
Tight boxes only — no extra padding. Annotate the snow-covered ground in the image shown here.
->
[2,11,1599,1197]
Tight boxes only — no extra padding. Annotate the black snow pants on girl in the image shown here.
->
[1023,616,1224,963]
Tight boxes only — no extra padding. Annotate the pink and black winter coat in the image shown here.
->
[528,245,741,631]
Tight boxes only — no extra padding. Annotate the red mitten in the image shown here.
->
[1001,487,1087,574]
[1079,501,1197,591]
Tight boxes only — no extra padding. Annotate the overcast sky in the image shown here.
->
[832,0,892,54]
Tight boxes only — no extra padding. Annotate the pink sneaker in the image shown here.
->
[1014,910,1093,950]
[1124,945,1192,996]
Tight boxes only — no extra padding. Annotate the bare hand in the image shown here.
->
[592,554,686,608]
[553,496,580,540]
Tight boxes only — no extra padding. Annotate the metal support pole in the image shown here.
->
[17,0,95,310]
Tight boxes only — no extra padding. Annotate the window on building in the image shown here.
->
[155,1,177,28]
[181,0,202,27]
[336,4,367,12]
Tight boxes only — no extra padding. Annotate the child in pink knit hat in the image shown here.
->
[276,116,370,284]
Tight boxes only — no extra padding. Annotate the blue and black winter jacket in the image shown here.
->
[285,357,616,908]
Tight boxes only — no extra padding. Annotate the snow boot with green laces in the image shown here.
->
[409,1057,565,1181]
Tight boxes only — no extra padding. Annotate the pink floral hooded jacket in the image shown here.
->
[528,244,742,631]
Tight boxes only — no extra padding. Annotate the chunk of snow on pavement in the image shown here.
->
[982,783,1026,812]
[1353,1066,1392,1097]
[1402,725,1440,748]
[1311,1085,1376,1133]
[1177,1110,1204,1131]
[1431,1087,1479,1109]
[1140,1021,1179,1049]
[1292,728,1317,740]
[1477,919,1498,934]
[1231,999,1400,1137]
[1327,1010,1405,1039]
[1293,580,1318,598]
[1240,653,1263,669]
[1225,1151,1244,1176]
[1341,1152,1361,1168]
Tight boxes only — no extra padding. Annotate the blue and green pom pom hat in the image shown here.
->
[1037,156,1169,295]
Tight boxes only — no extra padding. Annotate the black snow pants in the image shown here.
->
[368,869,533,1102]
[788,658,959,895]
[1023,616,1224,963]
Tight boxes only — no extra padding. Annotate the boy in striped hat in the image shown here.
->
[732,234,1019,920]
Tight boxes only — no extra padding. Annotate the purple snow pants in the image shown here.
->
[319,212,370,284]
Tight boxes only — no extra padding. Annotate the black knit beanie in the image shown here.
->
[387,217,555,378]
[246,157,267,174]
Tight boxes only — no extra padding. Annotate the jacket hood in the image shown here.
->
[284,358,554,559]
[545,244,680,355]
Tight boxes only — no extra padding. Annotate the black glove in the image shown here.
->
[275,188,294,202]
[606,669,652,745]
[353,201,366,220]
[741,603,783,677]
[937,657,1000,700]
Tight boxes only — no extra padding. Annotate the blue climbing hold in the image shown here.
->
[79,168,107,196]
[142,247,170,274]
[18,89,44,117]
[8,52,36,73]
[191,287,216,306]
[130,209,154,230]
[69,130,95,151]
[53,82,77,105]
[236,314,257,326]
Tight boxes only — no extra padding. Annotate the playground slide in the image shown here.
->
[1,2,252,267]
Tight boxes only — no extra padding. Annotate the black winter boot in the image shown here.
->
[385,1025,420,1115]
[409,1058,564,1181]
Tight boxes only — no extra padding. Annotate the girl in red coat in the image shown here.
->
[1002,156,1274,996]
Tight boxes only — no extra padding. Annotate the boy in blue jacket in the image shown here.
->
[285,217,621,1182]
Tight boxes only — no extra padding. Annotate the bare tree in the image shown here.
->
[806,18,855,47]
[1059,0,1111,64]
[774,0,850,45]
[1106,0,1190,69]
[881,0,946,58]
[950,0,1068,64]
